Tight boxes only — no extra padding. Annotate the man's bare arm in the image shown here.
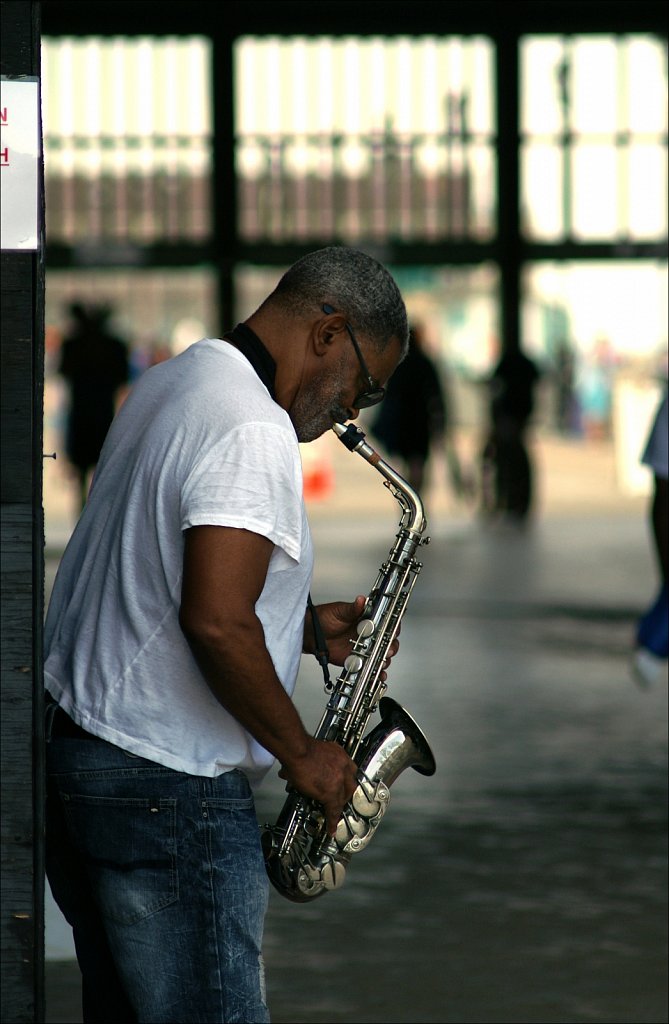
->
[179,525,357,833]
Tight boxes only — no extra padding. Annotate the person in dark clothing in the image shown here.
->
[59,302,130,510]
[371,323,447,495]
[633,391,668,686]
[481,348,540,522]
[554,339,578,435]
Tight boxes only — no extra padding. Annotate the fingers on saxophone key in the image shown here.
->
[324,803,342,837]
[327,790,357,836]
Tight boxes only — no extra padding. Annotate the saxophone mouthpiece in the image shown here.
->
[332,422,365,451]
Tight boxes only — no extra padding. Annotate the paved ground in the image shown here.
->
[44,430,668,1023]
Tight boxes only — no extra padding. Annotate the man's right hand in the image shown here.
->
[278,738,358,837]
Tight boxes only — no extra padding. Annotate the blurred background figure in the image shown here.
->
[481,346,541,524]
[58,302,130,511]
[633,389,668,686]
[553,338,579,436]
[577,336,616,440]
[371,322,452,498]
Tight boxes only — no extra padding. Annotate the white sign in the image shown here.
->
[1,78,40,250]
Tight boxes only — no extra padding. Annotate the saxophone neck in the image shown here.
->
[332,423,427,537]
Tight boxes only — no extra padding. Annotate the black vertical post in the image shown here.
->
[211,28,237,333]
[495,28,521,354]
[0,2,45,1021]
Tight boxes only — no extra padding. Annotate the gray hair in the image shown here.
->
[270,246,409,357]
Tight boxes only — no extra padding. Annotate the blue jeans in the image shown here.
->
[46,709,271,1023]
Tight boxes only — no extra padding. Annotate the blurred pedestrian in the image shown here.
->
[371,323,449,495]
[58,302,130,510]
[633,390,668,686]
[481,347,540,523]
[554,338,578,435]
[577,337,615,440]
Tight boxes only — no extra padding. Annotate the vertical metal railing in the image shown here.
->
[235,128,493,243]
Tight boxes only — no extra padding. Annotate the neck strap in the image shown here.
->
[224,323,277,400]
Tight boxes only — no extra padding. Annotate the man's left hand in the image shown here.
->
[306,596,400,676]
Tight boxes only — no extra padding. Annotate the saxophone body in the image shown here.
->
[262,423,436,902]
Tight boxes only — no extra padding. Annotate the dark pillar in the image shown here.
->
[0,2,46,1021]
[211,29,237,332]
[495,28,521,354]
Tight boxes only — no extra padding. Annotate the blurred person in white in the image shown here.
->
[43,246,407,1023]
[633,389,668,687]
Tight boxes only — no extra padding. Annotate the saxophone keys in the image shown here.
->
[296,865,324,896]
[342,811,368,839]
[335,817,352,846]
[356,618,375,638]
[321,859,346,891]
[344,653,364,673]
[351,786,381,818]
[377,782,390,803]
[334,803,373,848]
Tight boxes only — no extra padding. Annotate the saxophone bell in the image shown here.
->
[359,697,436,784]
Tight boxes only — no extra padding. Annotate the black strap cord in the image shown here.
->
[307,595,332,690]
[223,322,277,399]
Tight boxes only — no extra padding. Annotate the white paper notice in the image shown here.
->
[1,78,40,250]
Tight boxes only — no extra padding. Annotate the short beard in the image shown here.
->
[290,362,350,443]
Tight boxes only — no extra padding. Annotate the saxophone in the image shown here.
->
[262,422,436,902]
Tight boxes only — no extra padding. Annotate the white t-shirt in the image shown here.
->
[642,392,668,481]
[45,338,314,782]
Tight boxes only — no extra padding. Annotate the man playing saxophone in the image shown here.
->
[44,246,408,1023]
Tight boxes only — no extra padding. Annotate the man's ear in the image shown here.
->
[313,313,346,357]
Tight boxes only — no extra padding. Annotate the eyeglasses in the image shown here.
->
[322,304,385,409]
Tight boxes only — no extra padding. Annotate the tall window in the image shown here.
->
[234,36,495,242]
[520,34,667,401]
[521,35,667,241]
[41,36,212,244]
